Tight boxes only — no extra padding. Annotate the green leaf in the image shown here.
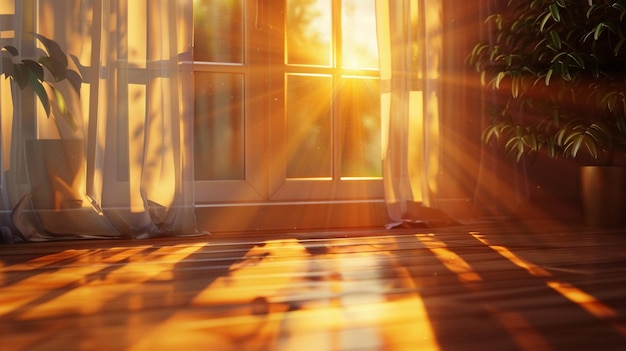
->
[560,60,572,81]
[530,0,543,9]
[582,30,594,43]
[593,23,616,40]
[550,30,562,50]
[51,86,77,131]
[51,86,68,115]
[512,75,520,98]
[28,72,51,117]
[549,3,561,22]
[495,71,505,89]
[505,136,525,162]
[584,138,598,158]
[567,52,585,68]
[551,51,567,64]
[525,132,539,151]
[482,125,500,143]
[586,3,600,18]
[31,33,68,68]
[545,68,554,85]
[2,45,19,56]
[605,93,618,111]
[569,133,584,157]
[593,25,604,40]
[562,124,606,159]
[13,64,29,89]
[39,56,67,81]
[546,137,559,158]
[21,59,44,81]
[540,12,552,32]
[66,69,82,95]
[617,116,626,134]
[614,37,625,56]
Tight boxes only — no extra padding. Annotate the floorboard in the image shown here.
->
[1,220,626,350]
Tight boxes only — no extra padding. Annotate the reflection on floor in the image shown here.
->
[1,221,626,350]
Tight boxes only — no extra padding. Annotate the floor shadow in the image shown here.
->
[393,228,626,350]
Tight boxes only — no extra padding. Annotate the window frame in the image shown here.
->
[192,0,384,204]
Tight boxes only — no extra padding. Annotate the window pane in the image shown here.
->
[194,0,244,63]
[286,0,331,66]
[194,72,245,180]
[342,0,378,68]
[339,77,381,178]
[286,75,332,178]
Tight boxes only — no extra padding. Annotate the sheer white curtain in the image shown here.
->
[0,1,25,242]
[375,0,442,226]
[0,0,197,241]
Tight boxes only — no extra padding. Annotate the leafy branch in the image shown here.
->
[1,33,82,129]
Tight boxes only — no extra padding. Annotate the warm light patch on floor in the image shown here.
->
[470,232,551,277]
[547,281,618,319]
[420,233,552,351]
[417,234,482,283]
[7,244,204,320]
[2,227,625,350]
[471,231,626,339]
[0,249,129,317]
[131,238,441,351]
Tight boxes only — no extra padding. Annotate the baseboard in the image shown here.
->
[195,200,390,233]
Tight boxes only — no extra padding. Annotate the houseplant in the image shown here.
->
[468,0,626,226]
[1,33,111,237]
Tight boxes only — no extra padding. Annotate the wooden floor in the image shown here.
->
[1,220,626,350]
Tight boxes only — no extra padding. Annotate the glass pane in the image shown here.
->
[194,0,244,63]
[286,75,332,178]
[194,72,245,180]
[342,0,379,68]
[339,77,381,178]
[286,0,332,66]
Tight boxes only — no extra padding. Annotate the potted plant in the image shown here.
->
[1,33,96,236]
[468,0,626,226]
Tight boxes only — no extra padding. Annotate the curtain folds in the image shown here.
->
[0,0,197,242]
[375,0,443,226]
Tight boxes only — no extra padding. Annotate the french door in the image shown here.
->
[193,0,383,211]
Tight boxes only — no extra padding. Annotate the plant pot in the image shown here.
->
[580,166,626,228]
[26,139,85,210]
[24,139,118,236]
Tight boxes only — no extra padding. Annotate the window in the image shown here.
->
[193,0,382,203]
